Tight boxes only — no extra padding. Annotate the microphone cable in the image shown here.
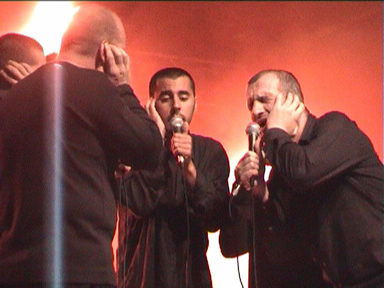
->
[228,184,245,288]
[251,192,259,288]
[229,182,258,288]
[117,166,129,288]
[178,160,191,288]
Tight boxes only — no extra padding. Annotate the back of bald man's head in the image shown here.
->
[0,33,45,69]
[60,4,126,57]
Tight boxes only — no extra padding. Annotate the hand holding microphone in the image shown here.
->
[170,115,185,165]
[234,122,263,192]
[170,115,193,167]
[246,122,261,187]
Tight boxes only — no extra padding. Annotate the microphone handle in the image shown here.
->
[249,133,257,187]
[249,134,255,152]
[173,128,184,166]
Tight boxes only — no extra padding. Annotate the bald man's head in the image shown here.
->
[60,4,126,58]
[0,33,45,69]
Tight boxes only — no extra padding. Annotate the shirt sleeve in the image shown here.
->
[188,139,230,232]
[89,77,163,170]
[219,182,252,257]
[119,148,168,217]
[262,112,371,192]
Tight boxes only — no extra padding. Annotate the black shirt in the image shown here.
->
[118,134,230,288]
[263,112,384,287]
[0,62,162,285]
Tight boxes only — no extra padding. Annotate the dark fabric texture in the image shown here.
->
[220,112,384,288]
[117,134,230,288]
[0,89,6,100]
[0,89,4,188]
[0,62,162,285]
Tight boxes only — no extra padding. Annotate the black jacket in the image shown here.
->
[0,62,162,285]
[220,112,384,288]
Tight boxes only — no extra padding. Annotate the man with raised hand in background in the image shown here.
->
[0,33,46,99]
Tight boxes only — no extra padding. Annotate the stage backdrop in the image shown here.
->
[0,2,382,287]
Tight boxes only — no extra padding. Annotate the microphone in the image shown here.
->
[170,115,184,165]
[246,122,260,187]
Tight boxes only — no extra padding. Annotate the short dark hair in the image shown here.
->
[248,69,304,102]
[0,33,44,69]
[149,67,195,97]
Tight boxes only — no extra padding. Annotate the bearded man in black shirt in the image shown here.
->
[220,69,384,288]
[117,67,230,288]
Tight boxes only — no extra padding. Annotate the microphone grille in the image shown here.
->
[170,115,184,131]
[245,122,260,136]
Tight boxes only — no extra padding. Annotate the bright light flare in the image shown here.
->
[20,2,78,55]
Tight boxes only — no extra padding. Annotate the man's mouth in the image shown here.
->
[169,113,186,123]
[257,118,267,130]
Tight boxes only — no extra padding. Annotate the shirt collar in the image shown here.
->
[298,113,317,145]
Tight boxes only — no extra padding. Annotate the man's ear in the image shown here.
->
[193,96,197,113]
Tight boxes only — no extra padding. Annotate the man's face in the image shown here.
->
[247,73,280,132]
[153,76,196,132]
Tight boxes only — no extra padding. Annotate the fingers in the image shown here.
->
[293,102,305,120]
[101,42,130,86]
[145,98,153,115]
[120,48,131,84]
[96,42,106,72]
[235,151,262,190]
[1,60,32,84]
[146,98,158,119]
[275,92,285,107]
[11,62,34,75]
[146,98,166,139]
[121,48,130,68]
[110,45,124,66]
[171,133,192,159]
[281,93,299,108]
[99,41,106,62]
[0,69,18,85]
[104,42,116,70]
[7,60,30,78]
[279,93,304,118]
[114,164,132,180]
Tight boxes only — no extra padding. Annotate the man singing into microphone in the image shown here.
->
[219,70,384,288]
[117,67,230,287]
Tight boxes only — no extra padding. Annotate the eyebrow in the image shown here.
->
[158,90,173,97]
[177,90,190,96]
[250,92,274,100]
[158,90,191,97]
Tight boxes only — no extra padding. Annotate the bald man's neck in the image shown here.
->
[57,49,96,70]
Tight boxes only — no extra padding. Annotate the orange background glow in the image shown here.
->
[0,2,382,287]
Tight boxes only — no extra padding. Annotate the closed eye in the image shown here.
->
[158,92,172,103]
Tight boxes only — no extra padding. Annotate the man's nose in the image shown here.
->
[252,101,264,120]
[173,97,181,111]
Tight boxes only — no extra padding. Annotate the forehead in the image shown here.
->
[247,73,280,97]
[155,76,193,94]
